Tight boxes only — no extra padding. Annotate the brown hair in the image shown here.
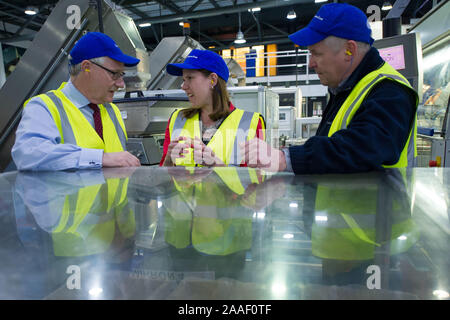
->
[181,69,231,121]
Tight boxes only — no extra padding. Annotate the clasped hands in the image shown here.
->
[163,136,225,167]
[164,136,287,172]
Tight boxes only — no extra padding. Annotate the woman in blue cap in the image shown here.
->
[160,49,265,167]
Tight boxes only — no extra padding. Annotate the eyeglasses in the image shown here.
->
[90,61,125,80]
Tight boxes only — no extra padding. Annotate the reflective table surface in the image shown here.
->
[0,166,448,300]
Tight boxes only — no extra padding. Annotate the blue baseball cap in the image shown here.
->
[166,49,229,82]
[69,32,140,67]
[289,3,374,46]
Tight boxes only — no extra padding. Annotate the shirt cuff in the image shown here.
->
[79,148,103,169]
[282,148,294,172]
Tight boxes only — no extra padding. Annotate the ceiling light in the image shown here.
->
[24,6,38,15]
[287,10,296,20]
[382,1,393,11]
[235,31,246,44]
[139,23,152,27]
[248,7,261,12]
[315,0,328,3]
[234,12,246,44]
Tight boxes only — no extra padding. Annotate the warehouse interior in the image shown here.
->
[0,0,448,302]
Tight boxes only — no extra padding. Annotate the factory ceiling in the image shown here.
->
[0,0,442,52]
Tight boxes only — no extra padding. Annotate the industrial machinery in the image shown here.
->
[407,1,450,167]
[278,106,295,139]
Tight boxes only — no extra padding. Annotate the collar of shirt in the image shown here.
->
[60,79,91,109]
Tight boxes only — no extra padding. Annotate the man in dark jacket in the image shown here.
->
[240,3,418,174]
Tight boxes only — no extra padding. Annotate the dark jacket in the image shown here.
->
[288,47,417,174]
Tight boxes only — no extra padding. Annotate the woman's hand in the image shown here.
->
[191,137,225,167]
[162,136,191,166]
[163,136,225,167]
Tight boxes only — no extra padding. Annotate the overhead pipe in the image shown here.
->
[96,0,104,33]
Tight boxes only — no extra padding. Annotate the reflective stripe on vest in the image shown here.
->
[328,62,419,168]
[32,84,127,152]
[169,109,262,166]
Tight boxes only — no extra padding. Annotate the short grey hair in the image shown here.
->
[323,36,370,55]
[69,56,105,76]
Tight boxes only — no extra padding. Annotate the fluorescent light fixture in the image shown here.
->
[139,23,152,27]
[248,7,261,12]
[289,202,298,208]
[315,0,328,3]
[315,215,328,222]
[283,233,294,239]
[25,6,38,15]
[382,1,393,11]
[287,10,296,20]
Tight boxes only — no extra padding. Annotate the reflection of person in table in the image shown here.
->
[301,169,419,289]
[163,167,288,256]
[14,168,137,259]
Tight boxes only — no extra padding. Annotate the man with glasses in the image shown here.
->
[12,32,141,170]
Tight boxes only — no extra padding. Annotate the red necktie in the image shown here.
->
[89,103,103,140]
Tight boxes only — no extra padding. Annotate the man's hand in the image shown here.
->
[102,151,141,167]
[240,138,287,172]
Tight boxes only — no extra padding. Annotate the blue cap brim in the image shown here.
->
[166,63,202,76]
[289,27,328,47]
[109,52,140,67]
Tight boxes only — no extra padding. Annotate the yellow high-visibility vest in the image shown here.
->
[52,177,135,257]
[312,170,419,261]
[164,167,264,255]
[168,108,264,166]
[25,82,127,152]
[328,62,419,168]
